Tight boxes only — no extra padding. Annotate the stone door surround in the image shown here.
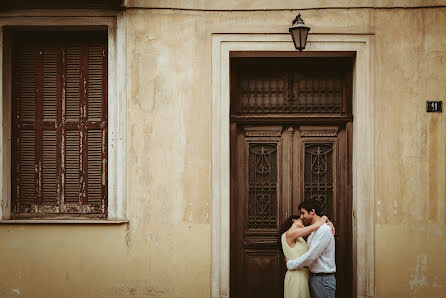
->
[211,33,375,298]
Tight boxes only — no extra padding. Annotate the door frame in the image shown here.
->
[211,33,375,298]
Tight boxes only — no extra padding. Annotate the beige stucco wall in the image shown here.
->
[374,8,446,298]
[0,1,446,297]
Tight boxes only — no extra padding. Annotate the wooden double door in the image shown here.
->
[230,122,352,298]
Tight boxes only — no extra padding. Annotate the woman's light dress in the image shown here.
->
[281,233,310,298]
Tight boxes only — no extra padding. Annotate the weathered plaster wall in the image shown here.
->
[0,2,445,298]
[0,223,210,297]
[374,8,446,298]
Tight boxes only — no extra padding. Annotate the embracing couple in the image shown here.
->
[280,200,336,298]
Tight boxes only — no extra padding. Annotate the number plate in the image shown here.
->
[426,101,442,112]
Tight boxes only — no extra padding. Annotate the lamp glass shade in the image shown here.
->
[290,27,310,51]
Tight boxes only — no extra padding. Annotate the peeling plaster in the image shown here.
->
[417,225,426,232]
[188,202,193,222]
[433,228,443,237]
[409,254,444,295]
[144,286,168,296]
[112,284,125,296]
[128,287,136,296]
[125,223,131,248]
[409,254,428,291]
[11,288,20,295]
[393,200,398,216]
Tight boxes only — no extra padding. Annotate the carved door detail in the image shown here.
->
[230,124,352,298]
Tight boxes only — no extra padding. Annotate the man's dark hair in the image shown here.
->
[298,200,322,215]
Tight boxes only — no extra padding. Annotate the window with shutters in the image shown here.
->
[11,31,108,218]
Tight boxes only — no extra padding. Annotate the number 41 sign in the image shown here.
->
[426,101,443,112]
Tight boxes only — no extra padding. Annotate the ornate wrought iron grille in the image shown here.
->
[304,143,334,219]
[248,143,278,229]
[239,74,342,113]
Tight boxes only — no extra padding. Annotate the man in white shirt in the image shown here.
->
[286,200,336,298]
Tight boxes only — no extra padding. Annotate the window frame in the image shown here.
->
[0,16,127,221]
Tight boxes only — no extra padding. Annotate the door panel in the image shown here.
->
[231,125,286,298]
[245,250,280,298]
[298,126,352,298]
[231,124,352,298]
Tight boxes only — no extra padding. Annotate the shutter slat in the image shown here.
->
[43,48,57,121]
[87,47,103,121]
[42,130,57,205]
[65,130,80,203]
[87,130,102,203]
[66,47,80,121]
[18,48,36,121]
[19,130,35,204]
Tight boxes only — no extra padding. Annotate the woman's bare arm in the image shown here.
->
[286,216,328,241]
[327,221,336,235]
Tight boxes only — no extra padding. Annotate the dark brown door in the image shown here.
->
[230,124,352,298]
[230,56,353,298]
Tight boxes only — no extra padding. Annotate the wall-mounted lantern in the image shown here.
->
[289,13,310,51]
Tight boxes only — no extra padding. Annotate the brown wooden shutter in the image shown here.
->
[12,32,108,218]
[13,47,37,213]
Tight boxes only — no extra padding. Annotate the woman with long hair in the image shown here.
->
[279,214,332,298]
